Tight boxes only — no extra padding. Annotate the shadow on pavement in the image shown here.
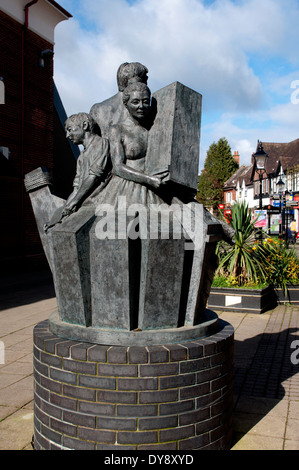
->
[231,325,299,447]
[1,266,298,449]
[0,267,55,310]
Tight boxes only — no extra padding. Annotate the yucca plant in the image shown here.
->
[216,201,266,286]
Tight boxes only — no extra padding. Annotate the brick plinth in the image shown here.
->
[33,319,234,450]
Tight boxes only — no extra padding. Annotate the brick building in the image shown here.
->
[223,139,299,234]
[223,164,254,208]
[0,0,78,273]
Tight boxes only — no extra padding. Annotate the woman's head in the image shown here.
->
[122,81,151,120]
[117,62,148,92]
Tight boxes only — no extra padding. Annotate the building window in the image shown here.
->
[261,178,269,195]
[255,181,258,196]
[0,79,4,104]
[290,172,299,192]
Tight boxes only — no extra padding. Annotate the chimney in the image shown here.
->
[233,151,239,166]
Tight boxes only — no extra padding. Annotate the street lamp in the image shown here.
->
[284,189,291,246]
[253,141,269,210]
[277,177,285,238]
[253,141,268,241]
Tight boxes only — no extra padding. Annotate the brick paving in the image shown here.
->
[219,305,299,450]
[0,268,299,450]
[231,305,299,400]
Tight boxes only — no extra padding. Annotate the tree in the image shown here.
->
[197,137,238,212]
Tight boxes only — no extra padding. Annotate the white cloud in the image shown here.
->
[200,113,257,169]
[54,0,268,114]
[54,0,299,172]
[200,97,299,171]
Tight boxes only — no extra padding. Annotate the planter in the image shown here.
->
[275,285,299,305]
[208,285,277,314]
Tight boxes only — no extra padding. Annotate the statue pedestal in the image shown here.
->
[33,316,234,450]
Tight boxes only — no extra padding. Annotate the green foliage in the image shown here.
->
[214,201,299,293]
[257,238,299,295]
[212,275,268,289]
[215,201,266,286]
[197,137,238,211]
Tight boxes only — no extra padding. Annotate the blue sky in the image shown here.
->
[53,0,299,171]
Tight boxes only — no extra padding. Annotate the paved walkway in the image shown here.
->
[0,269,298,450]
[221,305,299,450]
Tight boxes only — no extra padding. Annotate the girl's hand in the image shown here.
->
[62,200,77,217]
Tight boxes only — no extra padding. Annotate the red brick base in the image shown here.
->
[33,319,234,450]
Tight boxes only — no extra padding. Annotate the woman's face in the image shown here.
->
[126,90,151,120]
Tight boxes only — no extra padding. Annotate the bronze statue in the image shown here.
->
[90,80,168,209]
[44,112,111,231]
[90,62,149,139]
[25,61,231,341]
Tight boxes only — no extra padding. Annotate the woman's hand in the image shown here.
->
[149,171,169,188]
[149,175,162,188]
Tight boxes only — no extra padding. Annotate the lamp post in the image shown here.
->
[285,189,291,246]
[276,178,291,245]
[277,177,285,238]
[253,141,268,241]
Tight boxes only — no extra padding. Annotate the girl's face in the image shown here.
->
[65,121,85,145]
[126,90,151,120]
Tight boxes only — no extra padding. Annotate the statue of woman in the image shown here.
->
[91,80,169,209]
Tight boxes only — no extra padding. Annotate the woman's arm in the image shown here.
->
[114,162,161,188]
